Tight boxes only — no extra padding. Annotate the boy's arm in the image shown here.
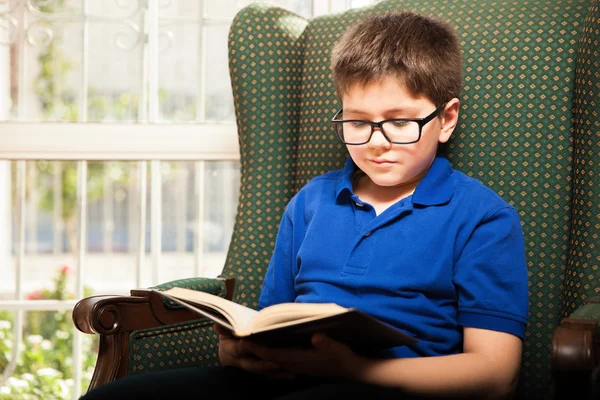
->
[349,327,522,399]
[453,205,529,339]
[257,205,298,310]
[243,326,522,399]
[351,205,527,399]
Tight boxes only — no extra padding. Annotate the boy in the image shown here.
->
[81,10,528,400]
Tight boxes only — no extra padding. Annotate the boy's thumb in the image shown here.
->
[311,333,333,349]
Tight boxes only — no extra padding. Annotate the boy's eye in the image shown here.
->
[350,121,369,128]
[390,120,410,128]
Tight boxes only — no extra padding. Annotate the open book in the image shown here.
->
[157,287,418,352]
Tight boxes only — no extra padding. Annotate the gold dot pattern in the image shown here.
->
[570,297,600,319]
[126,278,226,372]
[129,319,221,374]
[224,3,308,310]
[152,277,228,310]
[562,2,600,312]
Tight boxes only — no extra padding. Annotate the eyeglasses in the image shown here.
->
[331,104,445,145]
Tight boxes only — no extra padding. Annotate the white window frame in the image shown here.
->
[0,122,239,161]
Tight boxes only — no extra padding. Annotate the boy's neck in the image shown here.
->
[353,174,419,215]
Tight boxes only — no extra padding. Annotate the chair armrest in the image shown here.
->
[73,277,234,391]
[551,297,600,400]
[150,276,235,300]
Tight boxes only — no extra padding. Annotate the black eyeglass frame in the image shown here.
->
[331,103,446,145]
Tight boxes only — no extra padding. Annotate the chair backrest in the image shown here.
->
[224,1,600,398]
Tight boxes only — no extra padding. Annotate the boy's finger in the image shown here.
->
[311,333,332,348]
[239,340,266,357]
[213,323,234,337]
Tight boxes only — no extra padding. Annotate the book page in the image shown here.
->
[161,294,236,331]
[160,287,258,334]
[249,302,348,333]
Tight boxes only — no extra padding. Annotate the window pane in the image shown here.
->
[205,24,235,122]
[205,0,240,19]
[206,0,312,19]
[3,160,239,298]
[156,0,201,18]
[3,0,313,124]
[4,0,149,122]
[86,7,144,122]
[0,2,12,121]
[12,2,83,121]
[157,18,202,122]
[157,12,236,122]
[154,161,240,282]
[270,0,313,18]
[87,161,138,253]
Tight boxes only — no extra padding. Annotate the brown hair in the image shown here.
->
[331,11,462,106]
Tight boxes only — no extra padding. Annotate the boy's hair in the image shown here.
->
[331,11,462,107]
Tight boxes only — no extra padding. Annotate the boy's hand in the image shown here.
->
[241,332,359,379]
[214,323,295,380]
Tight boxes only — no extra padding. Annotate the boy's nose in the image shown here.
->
[368,128,391,148]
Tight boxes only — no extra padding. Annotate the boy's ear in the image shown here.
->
[438,98,460,144]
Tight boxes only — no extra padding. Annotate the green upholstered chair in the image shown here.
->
[72,1,600,399]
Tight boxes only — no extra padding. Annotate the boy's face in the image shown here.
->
[341,76,458,190]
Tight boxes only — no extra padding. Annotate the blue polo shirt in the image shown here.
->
[257,155,529,358]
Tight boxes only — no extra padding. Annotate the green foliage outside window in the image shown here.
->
[0,266,98,400]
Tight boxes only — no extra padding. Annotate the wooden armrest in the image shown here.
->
[73,277,235,391]
[551,298,600,400]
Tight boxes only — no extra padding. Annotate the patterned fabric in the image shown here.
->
[563,1,600,312]
[152,277,228,310]
[124,2,600,399]
[224,4,309,308]
[570,297,600,320]
[153,278,227,297]
[129,319,220,374]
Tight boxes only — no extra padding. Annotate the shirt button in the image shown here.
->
[355,202,364,207]
[364,232,372,237]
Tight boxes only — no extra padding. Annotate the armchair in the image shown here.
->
[73,1,600,399]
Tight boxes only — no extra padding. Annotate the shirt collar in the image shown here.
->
[335,157,358,200]
[411,155,454,206]
[335,155,454,206]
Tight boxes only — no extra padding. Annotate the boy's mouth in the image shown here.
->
[370,158,396,165]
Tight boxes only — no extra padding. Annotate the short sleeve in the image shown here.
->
[257,206,297,310]
[453,206,529,339]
